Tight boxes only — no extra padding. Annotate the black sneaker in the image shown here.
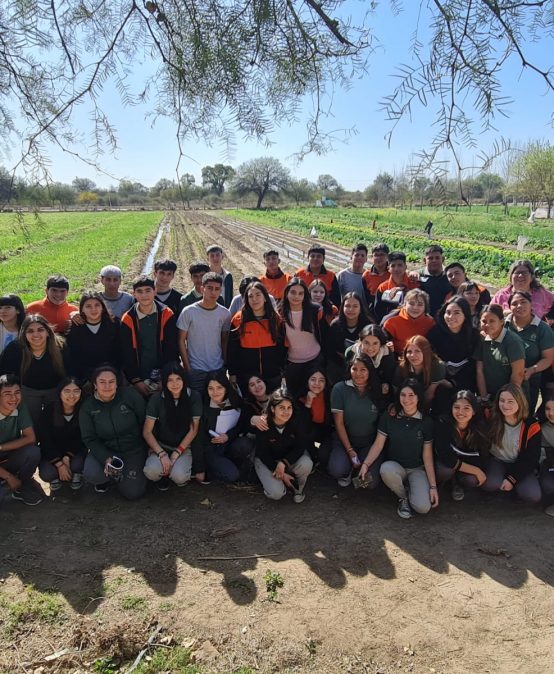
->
[12,488,43,506]
[94,482,111,493]
[157,477,170,492]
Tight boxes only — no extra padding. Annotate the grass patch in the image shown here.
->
[121,595,148,611]
[5,585,66,633]
[131,646,254,674]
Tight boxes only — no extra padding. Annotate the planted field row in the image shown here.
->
[222,209,554,287]
[0,212,164,302]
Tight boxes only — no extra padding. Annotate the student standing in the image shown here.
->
[206,245,233,308]
[178,262,212,311]
[336,244,369,302]
[309,280,338,325]
[374,251,419,322]
[153,259,183,314]
[178,272,231,392]
[443,262,490,307]
[295,244,341,307]
[362,243,390,311]
[120,276,178,397]
[26,275,78,334]
[0,295,25,356]
[415,245,451,317]
[327,292,371,383]
[359,379,438,519]
[99,265,134,319]
[259,249,292,302]
[492,259,554,320]
[382,288,435,356]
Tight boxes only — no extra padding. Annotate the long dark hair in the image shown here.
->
[348,354,381,401]
[204,370,242,409]
[52,376,84,427]
[0,294,25,330]
[240,282,280,342]
[338,291,370,331]
[266,388,295,430]
[308,279,335,318]
[282,278,315,332]
[19,314,65,379]
[437,296,474,343]
[450,390,490,458]
[161,362,193,434]
[395,378,425,415]
[79,291,112,323]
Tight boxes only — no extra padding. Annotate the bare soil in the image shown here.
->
[1,211,551,674]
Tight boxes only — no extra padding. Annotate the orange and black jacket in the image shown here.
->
[295,265,341,307]
[120,301,178,383]
[502,418,541,485]
[228,311,286,381]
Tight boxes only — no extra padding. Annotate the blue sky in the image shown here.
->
[28,2,554,191]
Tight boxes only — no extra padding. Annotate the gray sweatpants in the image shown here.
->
[143,448,192,485]
[254,452,313,500]
[380,461,432,514]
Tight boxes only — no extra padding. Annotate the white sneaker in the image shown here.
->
[338,475,352,488]
[293,491,306,504]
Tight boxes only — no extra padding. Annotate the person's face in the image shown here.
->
[247,287,266,313]
[46,286,68,306]
[405,295,426,319]
[95,371,118,402]
[82,298,104,324]
[273,399,293,426]
[480,311,503,337]
[101,275,121,295]
[308,252,324,270]
[351,249,367,271]
[25,322,48,351]
[308,371,326,395]
[60,383,82,408]
[399,386,419,415]
[343,298,361,323]
[446,266,466,289]
[288,285,305,308]
[372,251,388,271]
[389,260,407,279]
[310,285,326,304]
[511,265,532,291]
[0,305,18,325]
[264,254,280,272]
[248,376,266,400]
[509,295,533,322]
[444,302,465,333]
[191,272,205,290]
[462,287,480,308]
[425,252,444,274]
[0,385,22,414]
[202,282,222,303]
[208,250,223,267]
[498,391,519,419]
[452,399,475,427]
[166,373,184,398]
[405,343,424,368]
[133,286,155,306]
[207,380,227,404]
[544,400,554,425]
[154,268,175,288]
[361,335,381,357]
[350,361,369,387]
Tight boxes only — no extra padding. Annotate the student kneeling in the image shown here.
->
[254,389,313,503]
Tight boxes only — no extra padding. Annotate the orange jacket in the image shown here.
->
[26,298,78,334]
[260,271,292,301]
[382,308,435,355]
[295,266,341,306]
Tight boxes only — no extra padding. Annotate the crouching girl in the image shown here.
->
[254,389,313,503]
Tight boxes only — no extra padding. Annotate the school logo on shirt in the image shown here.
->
[120,405,129,413]
[417,431,423,440]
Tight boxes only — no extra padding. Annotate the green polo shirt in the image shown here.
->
[506,316,554,368]
[0,403,33,448]
[378,411,433,469]
[475,328,525,397]
[331,380,379,448]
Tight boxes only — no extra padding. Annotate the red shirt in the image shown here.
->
[26,297,78,334]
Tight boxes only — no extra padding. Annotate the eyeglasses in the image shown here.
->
[513,270,530,277]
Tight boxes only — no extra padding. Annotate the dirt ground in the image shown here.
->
[1,212,552,674]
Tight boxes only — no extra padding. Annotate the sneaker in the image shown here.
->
[451,483,465,501]
[94,482,111,493]
[50,479,63,492]
[397,498,413,519]
[545,504,554,517]
[293,491,306,504]
[337,475,352,488]
[157,477,170,492]
[12,488,43,506]
[71,473,83,490]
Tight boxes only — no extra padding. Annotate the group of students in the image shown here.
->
[1,240,554,519]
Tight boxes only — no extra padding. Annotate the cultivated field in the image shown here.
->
[1,209,553,674]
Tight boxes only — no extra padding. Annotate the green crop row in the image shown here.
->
[0,212,163,302]
[225,208,554,287]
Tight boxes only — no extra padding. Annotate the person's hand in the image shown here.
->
[211,432,228,444]
[133,381,150,397]
[229,375,237,385]
[170,450,180,466]
[473,467,487,486]
[281,472,295,488]
[103,457,114,478]
[273,461,286,480]
[408,270,420,282]
[57,463,72,482]
[159,451,172,476]
[305,391,317,406]
[349,451,361,468]
[429,486,439,507]
[251,415,269,431]
[523,367,534,381]
[359,462,369,481]
[500,478,514,492]
[5,473,22,492]
[70,311,85,327]
[381,383,390,395]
